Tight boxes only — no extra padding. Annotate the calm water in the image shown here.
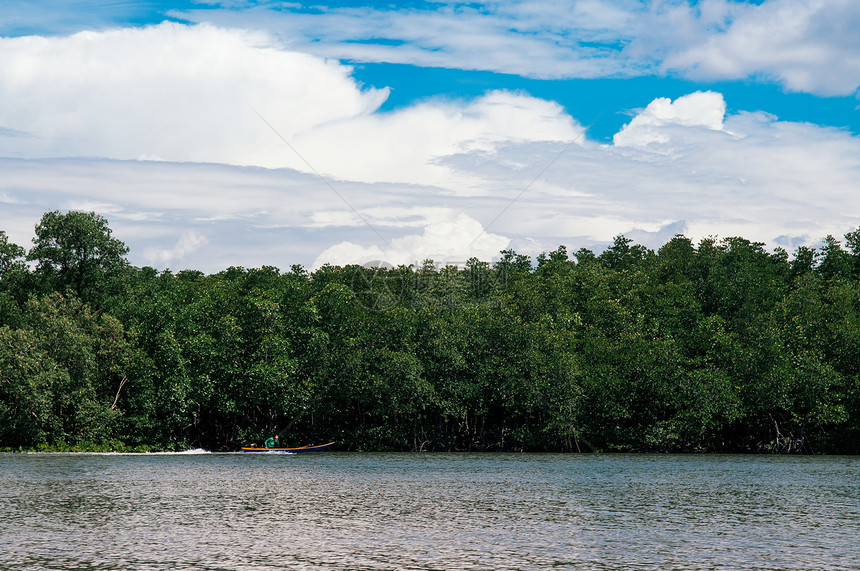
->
[1,453,857,570]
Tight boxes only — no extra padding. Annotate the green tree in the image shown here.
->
[0,326,65,447]
[818,235,852,282]
[0,231,29,326]
[790,245,817,283]
[599,235,652,271]
[0,231,25,278]
[28,211,129,304]
[19,293,134,446]
[843,228,860,278]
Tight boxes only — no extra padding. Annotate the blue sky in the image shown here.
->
[1,1,858,271]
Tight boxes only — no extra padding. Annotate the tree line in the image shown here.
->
[1,211,858,453]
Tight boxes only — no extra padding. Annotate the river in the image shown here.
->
[1,452,857,570]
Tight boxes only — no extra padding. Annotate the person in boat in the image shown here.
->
[264,434,279,448]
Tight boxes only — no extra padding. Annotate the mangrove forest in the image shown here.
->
[1,210,858,453]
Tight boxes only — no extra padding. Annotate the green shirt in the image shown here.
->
[264,437,279,448]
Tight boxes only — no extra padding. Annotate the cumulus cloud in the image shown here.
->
[291,89,582,189]
[439,92,860,251]
[663,0,860,95]
[0,23,388,165]
[613,91,726,147]
[312,213,510,269]
[3,91,858,275]
[1,16,858,272]
[0,23,581,191]
[5,2,858,96]
[145,231,209,266]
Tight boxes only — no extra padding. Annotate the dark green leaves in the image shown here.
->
[28,210,129,304]
[2,211,860,453]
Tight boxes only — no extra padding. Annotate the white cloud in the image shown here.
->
[4,1,858,95]
[613,91,727,147]
[2,89,859,274]
[0,24,581,192]
[291,89,582,189]
[0,157,507,272]
[436,91,860,252]
[0,191,20,204]
[662,0,860,95]
[312,213,510,269]
[0,23,388,165]
[0,15,858,272]
[175,1,647,79]
[171,0,860,95]
[145,231,209,266]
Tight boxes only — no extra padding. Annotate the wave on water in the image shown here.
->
[28,448,215,456]
[143,448,211,455]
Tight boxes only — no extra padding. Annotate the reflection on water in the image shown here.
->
[1,453,857,570]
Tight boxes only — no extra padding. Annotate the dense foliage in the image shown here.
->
[1,211,859,453]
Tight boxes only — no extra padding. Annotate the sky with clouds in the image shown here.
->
[0,0,858,272]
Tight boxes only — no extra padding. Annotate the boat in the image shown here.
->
[240,442,335,453]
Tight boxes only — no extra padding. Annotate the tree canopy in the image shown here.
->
[27,210,129,305]
[1,211,858,453]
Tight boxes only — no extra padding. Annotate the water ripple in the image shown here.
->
[1,453,857,570]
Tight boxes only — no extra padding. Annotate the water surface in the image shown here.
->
[1,453,857,570]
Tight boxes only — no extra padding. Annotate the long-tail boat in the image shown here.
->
[240,442,335,453]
